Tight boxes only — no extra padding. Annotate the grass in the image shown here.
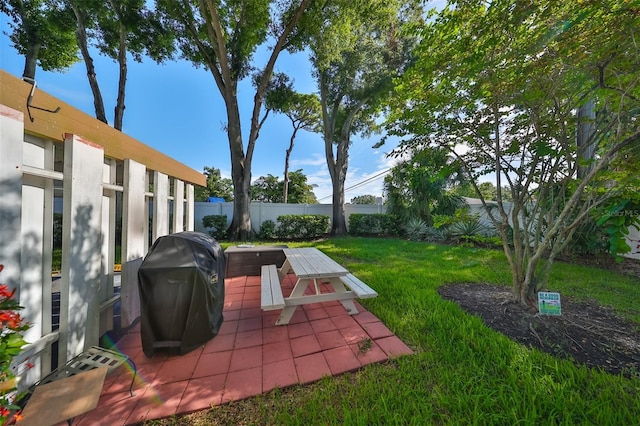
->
[52,246,121,273]
[151,237,638,424]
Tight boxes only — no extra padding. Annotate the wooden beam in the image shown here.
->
[0,70,205,186]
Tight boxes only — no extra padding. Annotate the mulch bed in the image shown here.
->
[438,282,640,378]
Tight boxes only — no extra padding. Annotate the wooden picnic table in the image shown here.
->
[261,247,377,325]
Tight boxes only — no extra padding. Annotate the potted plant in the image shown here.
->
[0,264,29,424]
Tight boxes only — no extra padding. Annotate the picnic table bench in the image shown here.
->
[260,247,377,325]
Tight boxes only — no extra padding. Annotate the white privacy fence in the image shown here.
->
[194,198,640,260]
[194,202,387,234]
[0,72,202,389]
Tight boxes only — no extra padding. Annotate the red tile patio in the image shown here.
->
[68,274,413,425]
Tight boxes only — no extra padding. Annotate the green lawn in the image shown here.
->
[156,237,638,424]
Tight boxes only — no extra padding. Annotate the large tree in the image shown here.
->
[156,0,312,241]
[1,0,78,79]
[384,146,465,225]
[194,166,234,201]
[264,74,321,203]
[350,195,377,205]
[66,0,173,129]
[305,0,423,235]
[251,170,317,204]
[386,0,640,307]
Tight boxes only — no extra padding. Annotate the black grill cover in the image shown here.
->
[138,232,225,357]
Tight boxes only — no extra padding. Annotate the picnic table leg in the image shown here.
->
[275,277,311,325]
[326,278,359,315]
[277,258,291,282]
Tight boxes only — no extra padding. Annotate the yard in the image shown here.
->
[144,237,640,425]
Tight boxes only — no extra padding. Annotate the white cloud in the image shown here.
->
[291,153,326,168]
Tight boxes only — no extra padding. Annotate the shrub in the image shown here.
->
[349,214,400,236]
[259,220,277,240]
[403,217,429,241]
[53,213,63,249]
[202,215,228,240]
[448,218,491,240]
[423,226,449,242]
[276,215,330,240]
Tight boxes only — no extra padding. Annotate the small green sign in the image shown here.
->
[538,291,561,316]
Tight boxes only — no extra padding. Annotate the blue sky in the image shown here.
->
[0,17,402,202]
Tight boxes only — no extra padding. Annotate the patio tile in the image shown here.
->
[115,333,141,350]
[350,341,388,366]
[154,356,199,384]
[225,280,246,294]
[339,325,369,345]
[244,291,261,301]
[219,319,239,335]
[193,351,232,378]
[203,333,235,353]
[178,374,226,413]
[325,304,349,317]
[223,309,241,321]
[309,318,337,333]
[235,329,263,349]
[288,321,314,339]
[262,340,293,365]
[331,314,359,329]
[375,336,414,358]
[224,276,247,293]
[290,334,321,358]
[181,347,204,359]
[263,323,289,343]
[240,306,262,319]
[104,364,151,395]
[126,380,188,424]
[362,321,394,340]
[89,274,414,424]
[224,294,244,310]
[237,316,262,332]
[323,346,361,375]
[222,366,262,404]
[263,359,298,392]
[76,387,142,425]
[316,329,346,351]
[229,346,263,372]
[294,352,331,384]
[353,311,380,325]
[305,306,330,321]
[288,309,308,324]
[246,276,261,286]
[261,311,281,327]
[133,350,167,366]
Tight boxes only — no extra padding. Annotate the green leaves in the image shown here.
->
[250,170,317,204]
[1,0,79,77]
[386,0,640,303]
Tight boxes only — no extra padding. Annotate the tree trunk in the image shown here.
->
[22,41,39,80]
[229,172,252,240]
[328,135,349,236]
[319,72,350,236]
[71,3,107,124]
[331,182,347,235]
[113,18,128,131]
[323,134,348,236]
[196,0,311,241]
[226,101,253,240]
[577,98,595,179]
[283,127,298,204]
